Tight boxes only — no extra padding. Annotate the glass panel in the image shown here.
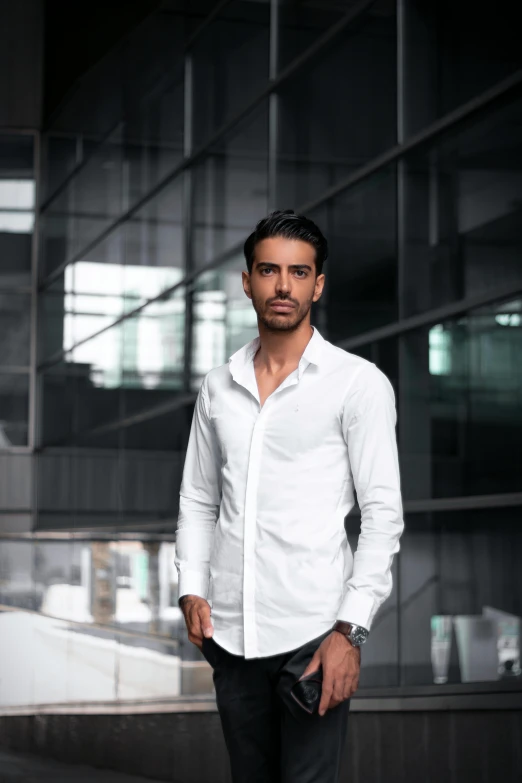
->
[276,7,396,208]
[278,0,370,72]
[307,164,397,344]
[401,96,522,318]
[120,286,185,393]
[40,126,124,279]
[192,0,270,148]
[190,253,259,390]
[67,322,124,391]
[360,559,399,688]
[193,102,269,271]
[40,178,184,364]
[123,401,191,452]
[40,288,185,450]
[0,373,29,447]
[0,292,31,366]
[400,507,522,686]
[399,297,522,501]
[0,541,35,608]
[404,0,522,138]
[124,177,184,283]
[125,68,184,205]
[0,133,34,288]
[43,132,80,202]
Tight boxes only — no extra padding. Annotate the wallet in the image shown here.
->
[275,628,332,721]
[290,667,323,714]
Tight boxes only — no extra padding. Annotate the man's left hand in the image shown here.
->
[299,631,361,716]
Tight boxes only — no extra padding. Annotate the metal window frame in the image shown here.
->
[38,0,377,293]
[0,128,39,461]
[39,0,235,214]
[36,65,522,374]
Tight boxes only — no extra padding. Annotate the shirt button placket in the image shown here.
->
[243,401,269,658]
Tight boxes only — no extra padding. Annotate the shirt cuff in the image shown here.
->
[336,589,376,631]
[177,569,210,604]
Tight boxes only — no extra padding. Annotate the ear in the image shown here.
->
[313,273,325,303]
[242,270,252,300]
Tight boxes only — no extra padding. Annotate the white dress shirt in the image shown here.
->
[175,326,404,659]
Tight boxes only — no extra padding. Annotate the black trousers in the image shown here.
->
[201,629,351,783]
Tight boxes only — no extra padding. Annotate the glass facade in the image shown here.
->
[0,0,521,708]
[0,133,35,451]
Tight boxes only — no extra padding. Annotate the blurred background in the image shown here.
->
[0,0,521,780]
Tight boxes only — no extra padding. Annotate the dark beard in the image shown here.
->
[251,294,313,333]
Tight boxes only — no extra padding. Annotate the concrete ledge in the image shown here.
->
[0,680,520,716]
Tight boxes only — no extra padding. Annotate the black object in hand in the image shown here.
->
[290,668,323,714]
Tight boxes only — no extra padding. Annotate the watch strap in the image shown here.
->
[332,620,369,645]
[333,620,353,636]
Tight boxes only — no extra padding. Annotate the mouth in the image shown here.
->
[270,302,296,312]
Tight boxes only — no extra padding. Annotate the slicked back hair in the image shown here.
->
[243,210,328,276]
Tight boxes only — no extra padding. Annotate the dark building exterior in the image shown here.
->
[0,1,521,779]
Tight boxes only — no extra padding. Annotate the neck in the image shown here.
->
[254,319,314,374]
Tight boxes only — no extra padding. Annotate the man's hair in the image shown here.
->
[243,210,328,276]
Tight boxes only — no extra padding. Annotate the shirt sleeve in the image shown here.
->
[174,373,222,604]
[336,363,404,631]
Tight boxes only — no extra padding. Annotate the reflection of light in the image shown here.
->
[192,290,227,374]
[64,261,184,389]
[0,422,12,448]
[495,313,521,327]
[429,324,452,376]
[0,179,35,209]
[0,179,35,234]
[0,212,34,233]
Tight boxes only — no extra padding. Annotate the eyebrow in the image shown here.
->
[256,262,313,272]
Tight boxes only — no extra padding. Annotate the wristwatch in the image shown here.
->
[332,620,369,646]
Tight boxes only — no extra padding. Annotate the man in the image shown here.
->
[175,210,404,782]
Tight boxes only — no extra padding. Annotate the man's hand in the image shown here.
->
[179,595,213,650]
[299,631,361,716]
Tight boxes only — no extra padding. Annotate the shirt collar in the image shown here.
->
[228,325,324,384]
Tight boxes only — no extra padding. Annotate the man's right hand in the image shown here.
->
[179,595,213,650]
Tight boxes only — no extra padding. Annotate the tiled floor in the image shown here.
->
[0,751,163,782]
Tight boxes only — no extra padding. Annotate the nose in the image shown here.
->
[275,271,291,296]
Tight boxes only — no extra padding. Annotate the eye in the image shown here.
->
[295,270,306,278]
[260,267,273,275]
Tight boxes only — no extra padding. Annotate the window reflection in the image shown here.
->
[429,324,452,376]
[0,134,34,288]
[191,257,258,389]
[308,165,397,343]
[0,374,29,447]
[64,263,184,389]
[193,103,269,270]
[0,537,218,708]
[192,0,270,148]
[401,97,522,317]
[401,297,522,500]
[400,509,522,686]
[0,179,35,233]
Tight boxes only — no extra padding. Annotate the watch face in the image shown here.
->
[351,626,368,645]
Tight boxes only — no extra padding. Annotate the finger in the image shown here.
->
[187,607,205,644]
[343,678,355,700]
[187,630,203,647]
[198,604,214,638]
[332,680,345,706]
[299,653,321,681]
[318,675,333,716]
[350,676,359,697]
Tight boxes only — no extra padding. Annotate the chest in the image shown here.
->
[255,365,299,408]
[210,371,347,465]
